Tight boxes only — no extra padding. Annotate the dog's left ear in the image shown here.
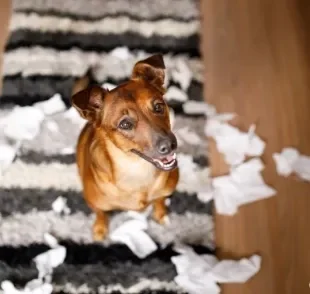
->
[131,54,165,89]
[71,85,107,124]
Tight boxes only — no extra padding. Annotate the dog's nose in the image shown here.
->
[157,136,177,155]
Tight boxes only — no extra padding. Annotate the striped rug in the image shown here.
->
[0,1,214,293]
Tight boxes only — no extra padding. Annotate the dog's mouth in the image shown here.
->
[131,149,178,171]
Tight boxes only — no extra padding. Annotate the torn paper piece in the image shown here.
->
[172,245,218,274]
[273,148,299,177]
[213,158,276,215]
[60,146,75,155]
[182,101,236,122]
[171,59,192,91]
[52,196,71,215]
[0,142,19,176]
[293,155,310,181]
[110,218,157,259]
[43,233,59,249]
[63,107,86,128]
[211,113,236,122]
[176,153,212,196]
[1,280,53,294]
[127,204,153,220]
[110,47,131,60]
[246,125,266,157]
[45,120,59,133]
[197,188,214,203]
[165,86,188,102]
[175,274,221,294]
[0,234,65,294]
[176,126,202,145]
[33,245,66,279]
[165,198,171,206]
[273,147,310,181]
[102,82,116,90]
[169,107,175,129]
[208,254,261,283]
[3,106,45,142]
[183,100,216,117]
[164,69,170,88]
[171,245,261,294]
[34,93,66,116]
[205,119,266,166]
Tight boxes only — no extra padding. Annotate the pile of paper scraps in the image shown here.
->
[1,233,66,294]
[1,85,310,294]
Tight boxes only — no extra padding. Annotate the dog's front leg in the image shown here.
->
[83,184,111,241]
[152,198,169,224]
[152,169,179,225]
[92,210,109,241]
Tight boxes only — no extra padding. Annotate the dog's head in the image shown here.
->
[72,54,178,171]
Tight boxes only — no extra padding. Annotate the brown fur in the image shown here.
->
[72,54,179,240]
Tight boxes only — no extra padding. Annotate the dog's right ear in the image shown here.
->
[71,85,107,123]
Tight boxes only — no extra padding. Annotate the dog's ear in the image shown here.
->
[131,54,165,90]
[71,85,107,123]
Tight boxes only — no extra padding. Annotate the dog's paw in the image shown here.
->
[153,212,170,226]
[93,225,108,241]
[160,215,171,226]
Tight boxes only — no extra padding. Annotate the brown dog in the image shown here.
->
[71,54,179,240]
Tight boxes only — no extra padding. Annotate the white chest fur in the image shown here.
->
[115,157,157,192]
[107,142,157,192]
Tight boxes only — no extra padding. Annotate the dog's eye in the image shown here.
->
[153,103,165,114]
[118,119,134,130]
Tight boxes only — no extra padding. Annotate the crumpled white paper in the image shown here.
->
[176,126,202,146]
[43,233,59,249]
[109,210,157,259]
[1,280,53,294]
[205,118,266,166]
[63,107,86,128]
[182,101,236,123]
[273,147,310,181]
[2,106,45,142]
[182,100,217,116]
[176,153,212,200]
[110,46,131,60]
[52,196,71,215]
[1,233,66,294]
[60,146,75,155]
[169,107,175,129]
[171,245,261,294]
[45,120,59,133]
[102,82,117,91]
[170,58,192,91]
[0,142,20,177]
[34,243,66,281]
[34,93,66,116]
[165,86,188,102]
[213,158,276,215]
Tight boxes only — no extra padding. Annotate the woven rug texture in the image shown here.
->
[0,1,214,293]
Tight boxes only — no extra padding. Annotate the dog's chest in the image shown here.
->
[114,157,157,192]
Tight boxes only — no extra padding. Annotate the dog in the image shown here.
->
[71,54,179,240]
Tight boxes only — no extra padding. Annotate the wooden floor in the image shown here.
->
[201,0,310,293]
[0,0,11,95]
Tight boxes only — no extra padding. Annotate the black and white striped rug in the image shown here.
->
[0,1,214,293]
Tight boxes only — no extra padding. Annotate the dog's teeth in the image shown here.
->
[155,159,164,167]
[172,153,176,160]
[163,159,175,168]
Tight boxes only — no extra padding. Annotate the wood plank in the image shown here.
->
[201,0,310,293]
[0,0,12,95]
